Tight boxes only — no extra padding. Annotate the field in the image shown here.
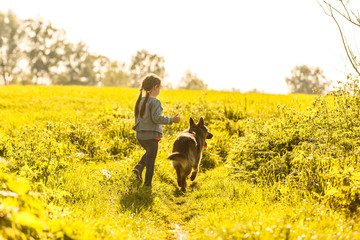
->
[0,84,359,239]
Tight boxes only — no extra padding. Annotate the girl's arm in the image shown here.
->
[150,99,173,125]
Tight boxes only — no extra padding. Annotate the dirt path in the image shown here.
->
[170,223,188,240]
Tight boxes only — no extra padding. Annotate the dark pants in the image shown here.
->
[134,138,159,186]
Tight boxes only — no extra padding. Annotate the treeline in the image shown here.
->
[0,10,207,89]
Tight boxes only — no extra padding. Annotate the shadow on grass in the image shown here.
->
[119,177,154,214]
[119,174,201,214]
[173,188,186,197]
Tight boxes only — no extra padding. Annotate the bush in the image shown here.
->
[227,76,360,214]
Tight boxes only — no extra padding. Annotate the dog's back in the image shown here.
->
[168,131,197,161]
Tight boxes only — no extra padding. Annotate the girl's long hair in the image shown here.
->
[134,74,161,118]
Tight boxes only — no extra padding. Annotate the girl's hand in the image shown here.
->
[173,114,181,123]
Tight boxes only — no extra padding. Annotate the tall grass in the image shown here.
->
[0,84,359,239]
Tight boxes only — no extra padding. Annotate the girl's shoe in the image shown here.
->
[132,168,143,182]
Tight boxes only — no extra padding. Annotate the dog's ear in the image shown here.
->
[190,117,195,127]
[198,117,204,126]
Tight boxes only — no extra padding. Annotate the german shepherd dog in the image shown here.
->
[168,117,213,191]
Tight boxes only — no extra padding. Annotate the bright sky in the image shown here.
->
[2,0,357,93]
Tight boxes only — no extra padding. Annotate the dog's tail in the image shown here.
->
[168,152,186,161]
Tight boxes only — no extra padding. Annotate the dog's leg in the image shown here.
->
[176,166,182,187]
[181,166,192,192]
[190,170,198,181]
[191,154,202,181]
[180,176,187,192]
[180,167,187,191]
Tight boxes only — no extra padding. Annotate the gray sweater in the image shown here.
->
[132,96,173,139]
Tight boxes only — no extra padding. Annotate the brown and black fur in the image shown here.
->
[168,117,213,191]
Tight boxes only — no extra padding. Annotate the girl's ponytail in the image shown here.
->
[134,89,142,117]
[139,91,150,117]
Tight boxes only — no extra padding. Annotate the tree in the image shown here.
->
[285,65,331,94]
[129,49,166,87]
[102,60,131,87]
[0,10,24,85]
[319,0,360,76]
[247,88,264,93]
[93,55,110,86]
[24,17,65,85]
[80,53,104,86]
[178,69,208,90]
[54,41,97,85]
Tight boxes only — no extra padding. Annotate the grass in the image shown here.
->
[0,85,359,239]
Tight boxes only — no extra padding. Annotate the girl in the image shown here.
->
[132,74,181,187]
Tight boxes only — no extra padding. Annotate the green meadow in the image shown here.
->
[0,84,359,239]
